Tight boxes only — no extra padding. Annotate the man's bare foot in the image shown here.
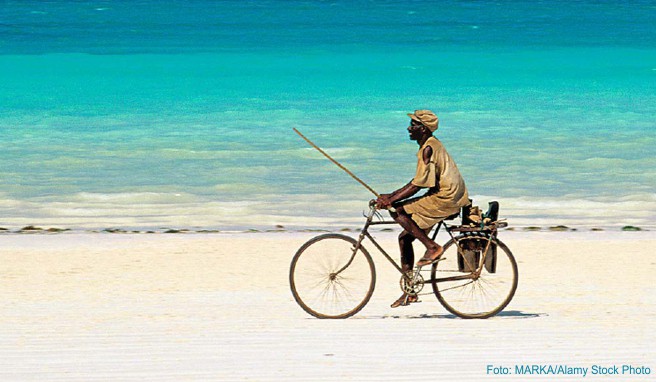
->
[416,246,444,267]
[390,293,418,308]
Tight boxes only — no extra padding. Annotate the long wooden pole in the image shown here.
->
[293,128,379,197]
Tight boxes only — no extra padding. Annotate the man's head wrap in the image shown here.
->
[408,110,439,132]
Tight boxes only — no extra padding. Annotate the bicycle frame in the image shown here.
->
[335,205,499,286]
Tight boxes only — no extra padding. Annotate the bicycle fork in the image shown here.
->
[333,208,377,277]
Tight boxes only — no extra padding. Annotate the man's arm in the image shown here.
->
[389,181,422,202]
[376,145,432,209]
[376,181,422,209]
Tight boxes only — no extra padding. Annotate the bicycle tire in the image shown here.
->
[289,233,376,319]
[431,232,518,319]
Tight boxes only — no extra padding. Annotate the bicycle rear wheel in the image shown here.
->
[290,234,376,319]
[431,233,518,319]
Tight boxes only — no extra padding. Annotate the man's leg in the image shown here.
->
[391,229,420,308]
[398,230,415,273]
[391,206,443,265]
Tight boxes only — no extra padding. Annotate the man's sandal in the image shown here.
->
[416,247,445,267]
[390,294,418,308]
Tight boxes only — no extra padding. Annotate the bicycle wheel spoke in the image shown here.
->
[439,279,475,293]
[333,277,358,302]
[317,252,335,274]
[304,278,333,306]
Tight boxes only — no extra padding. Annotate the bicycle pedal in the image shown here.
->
[414,257,445,270]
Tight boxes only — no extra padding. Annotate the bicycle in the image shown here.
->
[289,200,518,319]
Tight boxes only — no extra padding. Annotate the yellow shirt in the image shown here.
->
[411,136,469,208]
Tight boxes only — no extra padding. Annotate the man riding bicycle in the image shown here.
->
[375,110,470,308]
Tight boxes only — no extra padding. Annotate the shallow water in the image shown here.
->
[1,1,655,230]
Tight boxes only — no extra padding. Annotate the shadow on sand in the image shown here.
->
[360,310,546,320]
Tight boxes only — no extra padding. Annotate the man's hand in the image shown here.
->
[375,194,393,209]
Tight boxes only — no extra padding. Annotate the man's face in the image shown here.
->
[408,120,424,141]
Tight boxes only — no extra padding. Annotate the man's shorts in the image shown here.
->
[401,194,461,230]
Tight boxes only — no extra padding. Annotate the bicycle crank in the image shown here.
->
[399,272,425,296]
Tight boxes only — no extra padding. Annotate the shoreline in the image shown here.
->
[0,223,651,235]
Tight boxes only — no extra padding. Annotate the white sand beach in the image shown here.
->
[1,231,655,381]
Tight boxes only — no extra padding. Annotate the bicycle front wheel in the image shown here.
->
[290,234,376,319]
[431,233,518,319]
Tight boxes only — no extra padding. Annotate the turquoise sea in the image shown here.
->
[1,1,655,231]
